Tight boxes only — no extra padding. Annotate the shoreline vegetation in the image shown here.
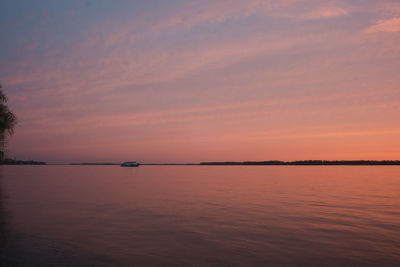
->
[0,81,18,164]
[0,158,46,165]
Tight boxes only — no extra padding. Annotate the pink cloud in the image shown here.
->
[298,7,348,20]
[366,18,400,33]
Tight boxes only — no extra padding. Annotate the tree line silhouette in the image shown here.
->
[0,81,17,161]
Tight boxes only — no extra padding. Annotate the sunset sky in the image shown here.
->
[1,0,399,163]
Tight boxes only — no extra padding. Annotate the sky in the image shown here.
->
[1,0,399,163]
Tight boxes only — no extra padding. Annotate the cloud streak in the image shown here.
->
[366,18,400,33]
[298,7,348,20]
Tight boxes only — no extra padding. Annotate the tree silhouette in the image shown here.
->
[0,82,17,153]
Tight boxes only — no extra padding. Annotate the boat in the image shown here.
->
[120,161,140,167]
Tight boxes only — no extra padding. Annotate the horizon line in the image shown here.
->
[55,160,400,166]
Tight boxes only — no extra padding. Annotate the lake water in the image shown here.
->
[1,165,400,266]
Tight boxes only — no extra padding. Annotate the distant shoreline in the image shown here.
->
[0,159,46,165]
[68,160,400,166]
[200,160,400,166]
[3,160,399,166]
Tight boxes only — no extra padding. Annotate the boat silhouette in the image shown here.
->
[120,162,140,167]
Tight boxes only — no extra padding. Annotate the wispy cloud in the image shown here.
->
[147,0,350,34]
[366,17,400,33]
[148,0,300,32]
[298,7,348,20]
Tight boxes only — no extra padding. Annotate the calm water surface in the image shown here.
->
[1,165,400,266]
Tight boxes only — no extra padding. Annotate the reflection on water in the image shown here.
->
[1,165,400,266]
[0,169,7,262]
[0,168,17,266]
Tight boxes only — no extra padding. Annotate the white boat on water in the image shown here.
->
[120,161,140,167]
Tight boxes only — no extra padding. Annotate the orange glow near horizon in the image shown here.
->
[1,0,400,163]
